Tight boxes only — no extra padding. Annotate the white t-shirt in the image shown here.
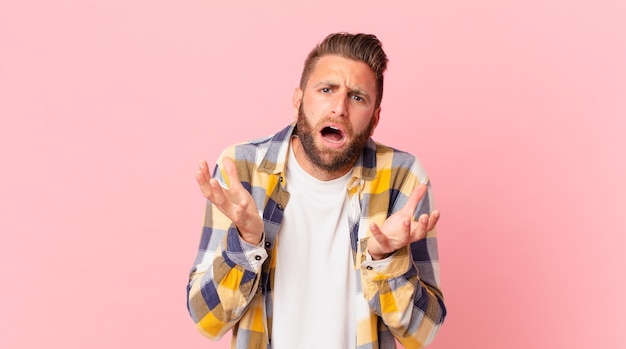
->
[271,144,356,349]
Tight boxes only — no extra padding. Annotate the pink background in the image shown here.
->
[1,1,624,348]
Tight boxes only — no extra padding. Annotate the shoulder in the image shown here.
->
[218,123,294,171]
[372,141,430,185]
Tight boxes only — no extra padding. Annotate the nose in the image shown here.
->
[330,93,348,117]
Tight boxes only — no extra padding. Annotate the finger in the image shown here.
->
[426,210,440,232]
[369,222,388,248]
[195,160,211,183]
[368,222,392,258]
[197,180,214,199]
[197,178,213,198]
[402,185,428,216]
[222,157,243,189]
[409,213,429,242]
[196,161,216,198]
[207,178,228,206]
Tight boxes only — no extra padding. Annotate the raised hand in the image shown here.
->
[367,184,440,260]
[196,157,264,245]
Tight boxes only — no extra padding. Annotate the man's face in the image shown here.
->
[293,55,381,175]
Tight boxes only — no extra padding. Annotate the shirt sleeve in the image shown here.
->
[360,179,446,348]
[186,160,266,340]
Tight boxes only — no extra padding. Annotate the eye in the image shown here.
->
[321,87,332,93]
[351,95,364,102]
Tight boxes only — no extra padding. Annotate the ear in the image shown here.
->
[370,107,381,136]
[292,88,303,119]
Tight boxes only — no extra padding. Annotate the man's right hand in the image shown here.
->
[196,157,264,245]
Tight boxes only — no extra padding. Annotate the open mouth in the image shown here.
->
[321,126,344,143]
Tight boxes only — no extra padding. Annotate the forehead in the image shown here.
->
[307,55,377,90]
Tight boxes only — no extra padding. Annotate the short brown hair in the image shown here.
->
[299,33,389,109]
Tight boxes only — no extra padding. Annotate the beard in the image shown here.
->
[296,103,375,174]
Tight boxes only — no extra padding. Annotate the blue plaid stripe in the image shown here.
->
[187,123,446,348]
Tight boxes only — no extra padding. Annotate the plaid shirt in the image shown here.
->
[187,123,446,349]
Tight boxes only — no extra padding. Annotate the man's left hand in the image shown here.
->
[367,184,440,260]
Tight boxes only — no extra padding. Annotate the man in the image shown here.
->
[187,33,446,349]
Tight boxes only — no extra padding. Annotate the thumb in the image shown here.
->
[369,222,387,247]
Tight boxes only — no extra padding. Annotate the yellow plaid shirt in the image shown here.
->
[187,123,446,348]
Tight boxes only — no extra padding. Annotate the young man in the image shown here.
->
[187,33,446,349]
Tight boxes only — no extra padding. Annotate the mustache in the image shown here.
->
[298,104,353,133]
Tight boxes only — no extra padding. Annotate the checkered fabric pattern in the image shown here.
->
[187,123,446,349]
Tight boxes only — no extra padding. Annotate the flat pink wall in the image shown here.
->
[1,1,624,348]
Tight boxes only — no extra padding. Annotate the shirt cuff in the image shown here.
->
[240,234,268,272]
[362,247,412,279]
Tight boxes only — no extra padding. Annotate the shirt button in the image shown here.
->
[255,255,262,261]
